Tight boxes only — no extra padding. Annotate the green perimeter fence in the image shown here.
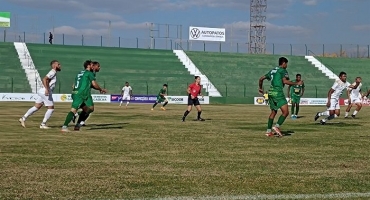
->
[1,31,370,58]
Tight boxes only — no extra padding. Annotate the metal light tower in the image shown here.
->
[249,0,267,54]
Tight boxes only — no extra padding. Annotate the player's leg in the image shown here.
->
[314,100,332,121]
[75,96,94,130]
[266,109,277,137]
[182,97,194,122]
[273,98,289,137]
[290,96,295,118]
[266,96,279,136]
[319,99,338,124]
[161,98,168,110]
[152,97,163,110]
[19,100,43,128]
[295,97,301,117]
[61,94,83,132]
[194,99,204,121]
[352,101,362,118]
[39,94,55,129]
[119,96,124,107]
[125,96,130,107]
[345,101,353,118]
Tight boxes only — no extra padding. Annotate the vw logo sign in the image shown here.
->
[190,28,201,39]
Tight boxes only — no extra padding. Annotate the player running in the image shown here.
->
[258,57,303,137]
[345,77,363,118]
[119,82,133,108]
[61,60,107,132]
[314,72,360,125]
[19,60,61,129]
[182,76,205,122]
[287,74,305,119]
[151,84,168,111]
[73,61,100,126]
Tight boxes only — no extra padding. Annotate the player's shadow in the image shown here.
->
[296,116,305,119]
[282,130,294,136]
[86,122,129,130]
[192,118,212,121]
[312,122,362,127]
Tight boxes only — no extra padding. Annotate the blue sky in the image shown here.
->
[1,0,370,53]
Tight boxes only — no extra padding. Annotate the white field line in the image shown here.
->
[131,192,370,200]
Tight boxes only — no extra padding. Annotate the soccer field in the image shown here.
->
[1,102,370,199]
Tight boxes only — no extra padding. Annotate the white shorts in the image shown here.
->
[35,88,54,106]
[121,95,131,101]
[327,98,340,111]
[350,97,362,104]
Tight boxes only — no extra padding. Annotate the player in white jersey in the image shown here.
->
[314,72,360,125]
[345,77,363,118]
[119,82,133,108]
[19,60,61,128]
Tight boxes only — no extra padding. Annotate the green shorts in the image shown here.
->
[156,96,167,103]
[291,95,301,104]
[71,94,94,109]
[268,93,288,111]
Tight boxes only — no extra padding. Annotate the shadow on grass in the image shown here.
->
[311,122,362,127]
[86,122,129,130]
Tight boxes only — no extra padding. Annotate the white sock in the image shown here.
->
[266,129,271,133]
[80,121,85,125]
[126,101,129,106]
[345,112,349,117]
[23,106,39,120]
[353,110,358,115]
[119,101,123,106]
[42,109,54,124]
[319,111,329,116]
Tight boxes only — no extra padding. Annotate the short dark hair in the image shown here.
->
[50,60,58,66]
[83,60,92,69]
[278,57,288,65]
[125,82,129,84]
[92,61,100,66]
[339,71,346,77]
[296,74,301,77]
[163,84,168,87]
[194,76,200,79]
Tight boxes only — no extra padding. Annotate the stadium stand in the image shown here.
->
[185,51,334,98]
[0,42,31,93]
[319,57,370,91]
[26,44,197,95]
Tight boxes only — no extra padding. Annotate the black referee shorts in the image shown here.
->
[188,95,200,106]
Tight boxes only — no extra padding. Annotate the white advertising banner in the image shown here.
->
[189,26,226,42]
[0,93,110,103]
[167,96,210,104]
[254,97,328,106]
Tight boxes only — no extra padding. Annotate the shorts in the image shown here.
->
[71,94,94,109]
[291,95,301,104]
[121,95,131,101]
[327,98,340,111]
[188,95,200,106]
[350,96,362,104]
[156,96,167,103]
[35,88,54,106]
[268,94,287,111]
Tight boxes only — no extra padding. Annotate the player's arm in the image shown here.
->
[121,88,124,96]
[91,80,107,93]
[301,83,305,97]
[258,75,267,94]
[348,81,360,89]
[42,75,51,95]
[283,78,302,86]
[287,85,291,97]
[187,86,191,95]
[199,85,203,97]
[327,88,335,101]
[130,87,133,96]
[71,84,74,89]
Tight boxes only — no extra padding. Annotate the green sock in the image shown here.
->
[63,112,75,126]
[276,115,286,126]
[295,106,299,115]
[291,105,294,115]
[267,118,274,129]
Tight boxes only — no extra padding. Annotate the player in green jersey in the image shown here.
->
[61,60,107,132]
[287,74,305,119]
[151,84,168,111]
[258,57,303,137]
